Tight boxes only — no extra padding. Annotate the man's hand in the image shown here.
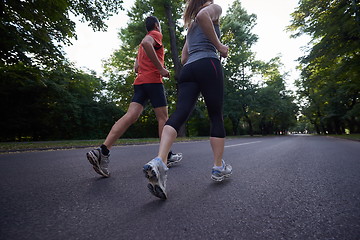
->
[134,58,139,73]
[160,67,170,78]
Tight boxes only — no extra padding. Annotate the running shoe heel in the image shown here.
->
[143,158,168,199]
[167,152,183,167]
[86,148,110,178]
[143,165,158,181]
[211,160,232,182]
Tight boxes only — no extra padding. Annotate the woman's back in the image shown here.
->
[185,21,220,65]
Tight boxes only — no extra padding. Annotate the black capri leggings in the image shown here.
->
[166,58,225,138]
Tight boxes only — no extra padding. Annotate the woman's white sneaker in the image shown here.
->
[211,160,232,182]
[143,157,169,199]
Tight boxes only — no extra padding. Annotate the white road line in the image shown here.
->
[224,141,262,148]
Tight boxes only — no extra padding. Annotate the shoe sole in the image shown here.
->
[86,151,109,178]
[143,164,167,199]
[147,183,167,199]
[211,172,232,182]
[167,155,183,167]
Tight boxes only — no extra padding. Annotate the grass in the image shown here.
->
[0,135,260,153]
[328,134,360,141]
[2,134,357,153]
[0,137,209,153]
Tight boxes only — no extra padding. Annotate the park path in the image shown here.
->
[0,135,359,240]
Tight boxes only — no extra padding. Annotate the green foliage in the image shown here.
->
[103,0,184,127]
[0,63,122,141]
[0,0,124,141]
[289,0,360,134]
[0,0,303,141]
[220,0,257,135]
[221,0,297,136]
[0,0,123,67]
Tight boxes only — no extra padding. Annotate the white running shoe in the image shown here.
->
[211,160,232,182]
[167,151,183,167]
[86,148,110,177]
[143,157,169,199]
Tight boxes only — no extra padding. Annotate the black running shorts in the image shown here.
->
[132,83,167,108]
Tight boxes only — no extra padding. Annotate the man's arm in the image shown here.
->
[141,35,170,77]
[134,58,139,73]
[196,4,228,58]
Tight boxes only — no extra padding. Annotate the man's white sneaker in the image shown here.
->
[86,148,110,177]
[167,151,183,167]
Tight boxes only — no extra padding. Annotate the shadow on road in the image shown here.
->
[141,198,167,212]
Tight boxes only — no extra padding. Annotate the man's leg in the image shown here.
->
[104,102,144,149]
[86,102,143,177]
[153,106,168,139]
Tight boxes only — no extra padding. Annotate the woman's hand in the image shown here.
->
[218,43,229,58]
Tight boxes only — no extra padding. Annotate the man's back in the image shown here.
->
[134,30,164,85]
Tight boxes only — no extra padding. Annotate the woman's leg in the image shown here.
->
[196,58,226,166]
[158,80,200,165]
[210,137,225,166]
[157,125,178,163]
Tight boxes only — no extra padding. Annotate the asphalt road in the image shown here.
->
[0,135,359,240]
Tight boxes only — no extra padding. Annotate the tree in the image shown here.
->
[289,0,360,133]
[0,0,124,141]
[0,62,123,141]
[0,0,123,67]
[103,0,184,137]
[252,57,298,135]
[220,0,258,135]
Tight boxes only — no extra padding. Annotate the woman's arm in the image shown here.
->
[181,40,189,65]
[196,4,228,58]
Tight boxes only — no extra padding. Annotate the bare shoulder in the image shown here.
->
[210,3,222,12]
[197,3,222,21]
[205,3,222,15]
[141,34,155,45]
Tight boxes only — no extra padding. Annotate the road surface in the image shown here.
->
[0,135,359,239]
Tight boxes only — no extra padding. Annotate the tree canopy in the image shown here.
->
[0,0,124,141]
[289,0,360,134]
[0,0,313,141]
[1,0,123,68]
[219,0,297,136]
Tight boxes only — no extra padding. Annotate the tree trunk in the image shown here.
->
[164,2,182,81]
[230,116,239,135]
[164,2,186,137]
[243,112,253,136]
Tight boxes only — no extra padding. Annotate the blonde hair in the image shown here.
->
[183,0,212,28]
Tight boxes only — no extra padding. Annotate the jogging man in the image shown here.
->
[86,16,182,178]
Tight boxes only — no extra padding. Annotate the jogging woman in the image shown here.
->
[143,0,232,199]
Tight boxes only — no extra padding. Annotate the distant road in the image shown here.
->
[1,135,359,240]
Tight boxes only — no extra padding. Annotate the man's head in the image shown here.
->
[145,16,161,32]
